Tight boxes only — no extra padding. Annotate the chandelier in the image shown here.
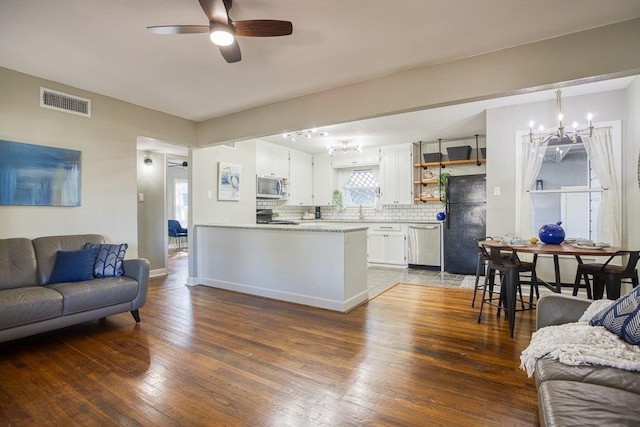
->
[282,128,328,142]
[328,141,361,155]
[528,89,593,144]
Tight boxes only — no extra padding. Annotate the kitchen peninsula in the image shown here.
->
[191,223,369,312]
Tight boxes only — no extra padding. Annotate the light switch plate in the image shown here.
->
[138,192,144,202]
[493,186,501,196]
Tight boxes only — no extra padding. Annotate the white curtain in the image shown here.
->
[518,136,548,238]
[583,127,621,246]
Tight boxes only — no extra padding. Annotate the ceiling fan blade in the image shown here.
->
[219,40,241,63]
[147,25,209,35]
[232,20,293,37]
[199,0,229,24]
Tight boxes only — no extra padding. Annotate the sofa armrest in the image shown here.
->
[536,294,591,330]
[123,258,150,310]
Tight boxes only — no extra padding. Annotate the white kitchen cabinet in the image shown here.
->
[312,152,336,206]
[367,224,407,266]
[380,143,413,205]
[256,141,289,178]
[331,146,380,168]
[288,148,313,206]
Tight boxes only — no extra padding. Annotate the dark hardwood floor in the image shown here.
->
[0,250,539,426]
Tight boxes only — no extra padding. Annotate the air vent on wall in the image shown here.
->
[40,87,91,117]
[221,142,236,150]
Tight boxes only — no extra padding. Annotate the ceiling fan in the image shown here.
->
[168,160,188,168]
[147,0,293,63]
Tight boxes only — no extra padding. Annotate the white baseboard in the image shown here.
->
[149,268,168,278]
[197,278,368,312]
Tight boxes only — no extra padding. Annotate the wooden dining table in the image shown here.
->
[478,240,622,337]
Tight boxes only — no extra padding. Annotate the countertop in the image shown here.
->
[294,219,443,225]
[196,223,369,233]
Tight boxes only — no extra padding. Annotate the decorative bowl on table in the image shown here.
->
[538,221,566,245]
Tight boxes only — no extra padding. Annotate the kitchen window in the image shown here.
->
[340,167,379,206]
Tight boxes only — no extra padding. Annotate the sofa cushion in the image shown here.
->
[49,276,139,315]
[48,248,100,284]
[0,238,38,290]
[83,243,128,277]
[590,286,640,345]
[538,380,640,427]
[32,234,104,285]
[535,358,640,394]
[0,286,63,330]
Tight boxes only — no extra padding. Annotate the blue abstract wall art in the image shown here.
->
[0,140,81,206]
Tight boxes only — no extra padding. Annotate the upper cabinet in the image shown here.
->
[312,152,336,206]
[256,141,289,178]
[380,143,413,205]
[288,149,313,206]
[331,147,380,169]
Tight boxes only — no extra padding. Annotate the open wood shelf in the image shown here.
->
[414,197,442,202]
[413,158,486,168]
[414,179,438,185]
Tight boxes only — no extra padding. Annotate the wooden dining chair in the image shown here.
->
[573,250,640,300]
[477,244,539,338]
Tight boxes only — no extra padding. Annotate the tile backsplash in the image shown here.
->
[256,199,445,222]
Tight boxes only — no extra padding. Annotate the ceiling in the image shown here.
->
[262,76,637,154]
[2,0,640,124]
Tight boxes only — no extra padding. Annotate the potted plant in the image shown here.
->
[435,172,452,202]
[332,190,344,211]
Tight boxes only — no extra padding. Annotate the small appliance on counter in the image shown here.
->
[256,209,299,225]
[315,206,321,219]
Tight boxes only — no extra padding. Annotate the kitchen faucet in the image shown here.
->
[359,204,364,220]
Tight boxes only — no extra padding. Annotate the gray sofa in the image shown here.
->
[0,234,149,343]
[535,294,640,426]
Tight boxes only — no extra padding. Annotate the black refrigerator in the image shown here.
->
[444,174,486,274]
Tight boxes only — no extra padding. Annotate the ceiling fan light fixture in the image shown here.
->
[209,23,235,46]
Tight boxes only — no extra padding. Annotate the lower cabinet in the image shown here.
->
[367,224,407,266]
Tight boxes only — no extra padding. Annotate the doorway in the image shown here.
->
[136,136,190,277]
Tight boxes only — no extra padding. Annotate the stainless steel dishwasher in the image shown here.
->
[408,223,442,270]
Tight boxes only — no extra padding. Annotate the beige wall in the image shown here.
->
[485,89,629,239]
[137,151,167,272]
[624,77,640,250]
[189,141,257,276]
[191,141,256,226]
[196,18,640,146]
[0,67,195,257]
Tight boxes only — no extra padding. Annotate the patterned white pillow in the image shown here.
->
[578,299,615,322]
[590,286,640,346]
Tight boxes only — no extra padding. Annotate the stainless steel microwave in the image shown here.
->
[256,175,286,199]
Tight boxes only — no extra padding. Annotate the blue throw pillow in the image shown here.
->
[590,286,640,346]
[48,248,100,284]
[84,243,128,277]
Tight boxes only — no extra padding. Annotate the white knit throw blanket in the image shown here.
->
[520,322,640,377]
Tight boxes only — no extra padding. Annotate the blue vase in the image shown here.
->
[538,221,565,244]
[436,212,446,221]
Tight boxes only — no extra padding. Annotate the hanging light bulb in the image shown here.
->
[528,89,595,144]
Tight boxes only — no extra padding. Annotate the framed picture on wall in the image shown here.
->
[218,162,241,201]
[0,139,81,206]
